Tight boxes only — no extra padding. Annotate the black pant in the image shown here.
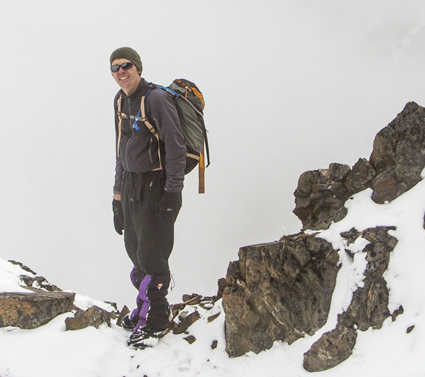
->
[122,170,181,330]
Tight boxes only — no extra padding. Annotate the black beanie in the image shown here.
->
[110,47,143,74]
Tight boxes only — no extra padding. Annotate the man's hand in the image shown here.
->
[158,191,181,220]
[112,199,124,235]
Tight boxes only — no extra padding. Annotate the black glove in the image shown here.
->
[112,199,124,235]
[158,191,181,220]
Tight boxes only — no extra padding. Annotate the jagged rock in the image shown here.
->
[0,288,75,329]
[293,101,425,230]
[184,335,196,344]
[182,294,203,305]
[172,310,201,335]
[304,226,398,371]
[116,305,130,327]
[340,227,361,247]
[168,294,219,340]
[8,260,62,292]
[345,158,376,194]
[293,164,353,231]
[65,305,112,330]
[222,233,340,357]
[216,278,227,300]
[303,324,357,372]
[338,226,397,331]
[392,305,404,322]
[370,101,425,203]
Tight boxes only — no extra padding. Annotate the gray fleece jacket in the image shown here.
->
[113,78,186,193]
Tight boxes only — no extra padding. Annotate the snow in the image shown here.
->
[2,0,425,375]
[2,173,425,377]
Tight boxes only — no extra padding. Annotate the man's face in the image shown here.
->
[111,58,141,95]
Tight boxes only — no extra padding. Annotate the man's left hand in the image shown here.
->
[158,191,181,220]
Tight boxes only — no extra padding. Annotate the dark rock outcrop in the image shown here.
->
[0,262,75,329]
[294,101,425,231]
[8,260,62,292]
[169,294,221,344]
[293,163,358,231]
[370,101,425,203]
[222,102,424,369]
[303,324,357,372]
[222,233,340,357]
[65,305,112,330]
[0,288,75,329]
[303,226,398,371]
[338,227,397,331]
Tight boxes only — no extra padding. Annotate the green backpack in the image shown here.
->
[141,79,210,193]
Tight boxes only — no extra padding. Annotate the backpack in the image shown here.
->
[141,79,210,193]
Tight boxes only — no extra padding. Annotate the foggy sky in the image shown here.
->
[1,0,425,308]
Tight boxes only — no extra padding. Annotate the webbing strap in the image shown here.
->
[140,96,163,171]
[199,147,205,194]
[116,96,123,157]
[140,96,157,135]
[187,153,200,161]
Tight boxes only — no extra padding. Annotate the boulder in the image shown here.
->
[293,164,353,230]
[65,305,112,330]
[370,101,425,203]
[0,288,75,329]
[222,233,340,357]
[303,324,357,372]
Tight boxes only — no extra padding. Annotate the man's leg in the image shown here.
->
[123,172,181,344]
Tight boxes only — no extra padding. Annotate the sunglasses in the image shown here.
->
[110,62,134,72]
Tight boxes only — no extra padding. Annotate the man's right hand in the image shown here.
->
[112,199,124,235]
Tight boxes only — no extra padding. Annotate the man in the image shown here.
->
[110,47,186,349]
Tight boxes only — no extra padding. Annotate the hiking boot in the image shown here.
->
[127,326,168,349]
[121,313,139,331]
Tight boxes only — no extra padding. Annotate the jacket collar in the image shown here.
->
[120,77,147,99]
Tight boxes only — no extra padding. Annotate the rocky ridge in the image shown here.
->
[221,101,425,370]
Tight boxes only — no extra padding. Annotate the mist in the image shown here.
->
[1,0,425,308]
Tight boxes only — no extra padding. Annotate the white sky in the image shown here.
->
[1,0,425,310]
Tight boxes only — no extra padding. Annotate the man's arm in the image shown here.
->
[113,92,124,200]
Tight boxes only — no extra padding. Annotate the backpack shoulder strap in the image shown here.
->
[140,88,158,136]
[116,95,123,157]
[140,86,163,171]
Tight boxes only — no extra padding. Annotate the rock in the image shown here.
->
[172,310,201,335]
[369,102,425,204]
[222,233,340,357]
[338,226,397,331]
[303,226,397,371]
[182,294,203,305]
[303,324,357,372]
[184,335,196,344]
[345,158,376,194]
[65,305,112,330]
[169,294,220,340]
[8,260,62,292]
[293,164,353,231]
[207,312,220,323]
[116,305,130,327]
[293,102,425,230]
[0,288,75,329]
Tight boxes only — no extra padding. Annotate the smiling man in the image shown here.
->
[109,47,186,349]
